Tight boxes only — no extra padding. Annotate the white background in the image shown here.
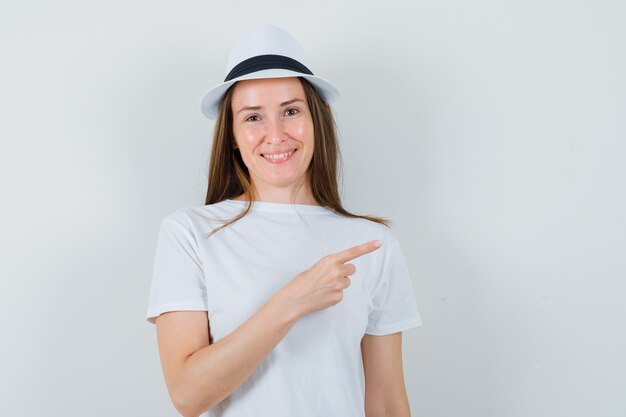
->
[1,1,625,416]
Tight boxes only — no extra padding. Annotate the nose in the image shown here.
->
[265,115,286,144]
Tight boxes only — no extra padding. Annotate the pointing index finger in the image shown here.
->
[335,240,383,264]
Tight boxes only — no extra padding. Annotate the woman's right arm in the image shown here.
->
[155,239,382,417]
[156,290,301,417]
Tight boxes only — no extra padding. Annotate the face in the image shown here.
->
[231,77,314,192]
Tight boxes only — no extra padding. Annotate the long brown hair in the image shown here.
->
[203,76,391,238]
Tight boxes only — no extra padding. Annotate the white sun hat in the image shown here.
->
[199,24,341,120]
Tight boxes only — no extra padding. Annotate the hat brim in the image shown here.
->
[199,68,340,120]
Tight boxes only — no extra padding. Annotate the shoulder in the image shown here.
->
[159,206,197,230]
[158,201,236,234]
[326,213,402,247]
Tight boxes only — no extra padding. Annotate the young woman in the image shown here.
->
[146,25,423,417]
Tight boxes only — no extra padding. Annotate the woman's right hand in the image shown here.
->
[274,239,384,318]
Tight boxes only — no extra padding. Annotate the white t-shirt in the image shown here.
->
[146,199,423,417]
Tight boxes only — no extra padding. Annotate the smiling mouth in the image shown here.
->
[260,148,297,163]
[261,149,297,159]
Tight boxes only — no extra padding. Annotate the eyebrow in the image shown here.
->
[236,98,304,115]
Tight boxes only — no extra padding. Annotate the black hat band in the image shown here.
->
[224,54,314,82]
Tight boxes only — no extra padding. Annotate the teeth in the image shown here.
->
[263,150,294,159]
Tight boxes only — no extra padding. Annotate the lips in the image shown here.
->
[261,148,297,163]
[261,148,297,156]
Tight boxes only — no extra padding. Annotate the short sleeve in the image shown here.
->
[365,237,424,335]
[145,215,209,325]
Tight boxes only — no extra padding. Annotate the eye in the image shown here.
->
[285,107,299,116]
[244,114,260,122]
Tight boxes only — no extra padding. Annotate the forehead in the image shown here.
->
[231,77,305,105]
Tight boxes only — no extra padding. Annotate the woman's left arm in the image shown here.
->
[361,332,412,417]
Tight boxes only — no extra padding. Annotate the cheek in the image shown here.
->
[234,126,263,147]
[304,125,315,148]
[287,119,314,142]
